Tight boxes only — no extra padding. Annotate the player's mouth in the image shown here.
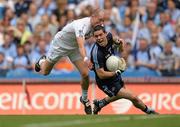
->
[98,40,106,46]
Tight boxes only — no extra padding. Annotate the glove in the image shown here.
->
[115,70,122,76]
[118,58,126,71]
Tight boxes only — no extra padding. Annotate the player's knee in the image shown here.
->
[80,71,89,78]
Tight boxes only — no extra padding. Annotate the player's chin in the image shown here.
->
[98,42,105,47]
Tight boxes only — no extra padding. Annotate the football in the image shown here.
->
[106,55,126,72]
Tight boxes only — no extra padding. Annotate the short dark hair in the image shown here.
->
[93,25,106,34]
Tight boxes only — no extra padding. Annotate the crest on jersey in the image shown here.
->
[78,29,84,37]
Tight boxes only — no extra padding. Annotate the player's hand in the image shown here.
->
[114,36,125,45]
[118,58,126,71]
[88,60,93,70]
[83,57,93,70]
[114,37,125,52]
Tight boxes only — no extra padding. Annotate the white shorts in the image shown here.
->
[46,38,82,63]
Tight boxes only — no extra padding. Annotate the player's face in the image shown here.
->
[94,16,104,26]
[93,30,107,47]
[92,14,105,27]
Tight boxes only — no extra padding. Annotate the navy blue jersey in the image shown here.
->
[90,33,121,86]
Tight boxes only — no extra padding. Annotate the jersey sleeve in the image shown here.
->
[91,47,104,70]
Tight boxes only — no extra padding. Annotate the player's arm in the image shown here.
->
[74,21,89,62]
[96,68,116,79]
[76,37,87,61]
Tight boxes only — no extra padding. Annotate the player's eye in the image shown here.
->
[95,35,98,38]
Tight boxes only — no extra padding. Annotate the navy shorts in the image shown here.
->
[96,75,124,97]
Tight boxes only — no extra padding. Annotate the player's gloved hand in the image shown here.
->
[118,58,126,71]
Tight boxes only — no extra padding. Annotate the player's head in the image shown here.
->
[91,9,105,27]
[93,25,107,47]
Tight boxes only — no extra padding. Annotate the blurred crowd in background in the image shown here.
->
[0,0,180,78]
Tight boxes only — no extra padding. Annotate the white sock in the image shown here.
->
[82,90,88,101]
[39,59,46,66]
[145,106,154,114]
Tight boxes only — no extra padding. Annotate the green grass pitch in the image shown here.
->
[0,115,180,127]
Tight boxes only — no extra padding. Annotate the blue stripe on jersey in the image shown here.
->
[92,45,99,69]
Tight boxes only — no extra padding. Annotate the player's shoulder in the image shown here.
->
[74,17,90,24]
[91,43,102,55]
[106,32,113,40]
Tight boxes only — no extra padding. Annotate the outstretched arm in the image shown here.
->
[76,37,87,61]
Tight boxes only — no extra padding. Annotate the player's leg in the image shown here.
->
[109,87,158,114]
[69,50,91,114]
[93,78,124,114]
[35,39,61,75]
[93,85,158,114]
[35,56,55,75]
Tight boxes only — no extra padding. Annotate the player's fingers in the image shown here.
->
[118,58,126,70]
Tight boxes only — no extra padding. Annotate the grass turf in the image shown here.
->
[0,115,179,127]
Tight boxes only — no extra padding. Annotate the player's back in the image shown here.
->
[55,17,91,41]
[52,17,91,50]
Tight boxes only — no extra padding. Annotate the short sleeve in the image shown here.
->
[92,50,104,70]
[74,21,87,38]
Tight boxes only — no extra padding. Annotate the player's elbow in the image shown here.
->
[97,73,107,79]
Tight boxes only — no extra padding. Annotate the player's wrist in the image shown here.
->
[115,70,121,76]
[83,56,89,62]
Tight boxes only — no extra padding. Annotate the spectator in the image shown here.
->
[0,33,17,59]
[159,11,176,42]
[0,52,10,77]
[41,14,58,36]
[172,37,180,57]
[149,33,163,59]
[3,7,16,26]
[166,0,180,24]
[13,45,29,71]
[53,0,67,20]
[157,42,179,76]
[20,12,33,32]
[15,18,32,45]
[37,0,56,16]
[117,16,133,33]
[15,0,30,17]
[43,31,52,50]
[142,2,160,25]
[66,9,76,22]
[28,2,41,32]
[133,38,157,71]
[24,41,33,70]
[104,0,121,26]
[33,23,44,37]
[31,39,48,65]
[115,0,128,21]
[0,0,6,20]
[121,42,134,69]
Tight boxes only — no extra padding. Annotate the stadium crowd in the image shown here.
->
[0,0,179,78]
